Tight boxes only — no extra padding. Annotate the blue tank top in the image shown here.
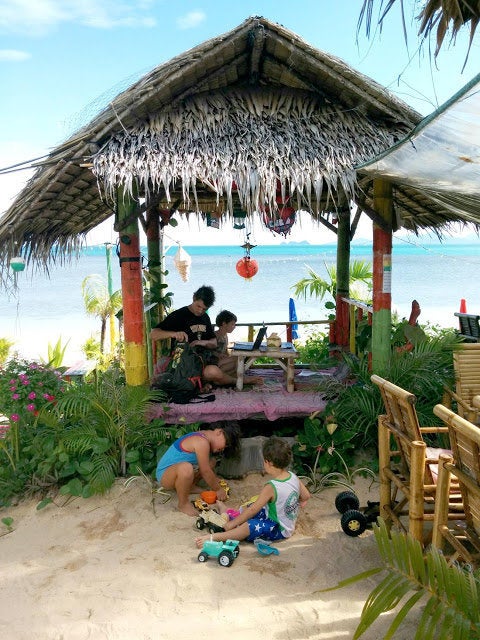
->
[156,432,207,483]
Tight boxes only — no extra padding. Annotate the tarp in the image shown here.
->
[357,72,480,216]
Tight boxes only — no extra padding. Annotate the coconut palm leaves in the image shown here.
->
[82,275,122,353]
[358,1,479,65]
[319,518,480,639]
[291,260,372,303]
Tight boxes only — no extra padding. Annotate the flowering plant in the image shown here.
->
[0,358,65,429]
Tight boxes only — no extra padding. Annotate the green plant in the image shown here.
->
[293,411,375,491]
[0,358,66,464]
[291,260,372,304]
[320,518,480,639]
[321,328,461,452]
[41,336,70,368]
[0,338,14,365]
[82,275,122,354]
[294,329,335,367]
[48,367,166,496]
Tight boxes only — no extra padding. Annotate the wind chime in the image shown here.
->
[236,233,258,280]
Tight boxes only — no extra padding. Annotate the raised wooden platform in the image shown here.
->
[147,367,334,424]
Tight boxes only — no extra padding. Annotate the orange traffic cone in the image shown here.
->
[460,299,467,313]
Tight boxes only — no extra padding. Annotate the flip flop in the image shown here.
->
[254,539,279,556]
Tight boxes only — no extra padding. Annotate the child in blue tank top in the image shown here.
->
[156,421,240,516]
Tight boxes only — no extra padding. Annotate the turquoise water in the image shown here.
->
[1,241,479,362]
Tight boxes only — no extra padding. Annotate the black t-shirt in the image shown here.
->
[155,306,215,346]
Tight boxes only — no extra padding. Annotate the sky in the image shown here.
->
[0,0,478,247]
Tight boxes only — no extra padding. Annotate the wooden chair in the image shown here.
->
[454,312,480,343]
[372,374,461,546]
[432,404,480,566]
[444,343,480,423]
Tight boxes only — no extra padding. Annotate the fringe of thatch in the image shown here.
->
[92,88,410,216]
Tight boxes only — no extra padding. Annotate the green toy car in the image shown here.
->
[197,539,240,567]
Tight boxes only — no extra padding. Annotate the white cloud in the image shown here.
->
[0,0,157,35]
[0,49,30,61]
[176,10,205,30]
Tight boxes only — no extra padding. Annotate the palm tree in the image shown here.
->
[358,0,479,63]
[292,259,372,303]
[81,275,122,353]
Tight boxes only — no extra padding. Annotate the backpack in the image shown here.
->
[151,342,207,404]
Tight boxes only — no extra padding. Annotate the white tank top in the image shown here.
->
[265,472,300,538]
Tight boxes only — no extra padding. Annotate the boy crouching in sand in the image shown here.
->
[195,436,310,547]
[157,422,241,517]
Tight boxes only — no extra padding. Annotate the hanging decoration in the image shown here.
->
[263,195,296,237]
[10,256,26,273]
[236,235,258,280]
[174,245,192,282]
[233,208,247,230]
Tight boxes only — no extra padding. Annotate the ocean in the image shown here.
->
[0,240,479,363]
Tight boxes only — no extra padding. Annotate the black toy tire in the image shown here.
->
[198,552,209,562]
[335,490,360,514]
[195,518,205,530]
[218,551,234,567]
[341,509,367,537]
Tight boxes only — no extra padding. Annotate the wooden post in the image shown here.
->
[117,187,148,386]
[372,179,393,373]
[334,208,350,348]
[146,207,162,327]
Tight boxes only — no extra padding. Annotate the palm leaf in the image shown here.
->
[318,518,480,639]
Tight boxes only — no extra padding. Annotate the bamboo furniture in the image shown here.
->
[444,343,480,423]
[432,404,480,566]
[372,374,461,546]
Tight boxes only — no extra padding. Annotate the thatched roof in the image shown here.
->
[0,15,472,283]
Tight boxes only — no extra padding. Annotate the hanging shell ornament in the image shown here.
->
[174,246,192,282]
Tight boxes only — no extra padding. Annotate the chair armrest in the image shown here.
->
[473,395,480,410]
[420,427,449,434]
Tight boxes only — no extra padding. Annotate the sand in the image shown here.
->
[0,474,419,640]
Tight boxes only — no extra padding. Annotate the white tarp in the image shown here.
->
[358,73,480,200]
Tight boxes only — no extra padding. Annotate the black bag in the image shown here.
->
[151,342,207,404]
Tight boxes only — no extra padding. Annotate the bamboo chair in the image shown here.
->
[372,374,462,546]
[443,343,480,424]
[432,404,480,566]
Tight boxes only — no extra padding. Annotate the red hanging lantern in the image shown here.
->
[236,256,258,279]
[236,236,258,280]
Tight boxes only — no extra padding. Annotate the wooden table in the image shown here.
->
[234,347,299,392]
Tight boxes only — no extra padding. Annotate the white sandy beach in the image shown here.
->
[0,474,420,640]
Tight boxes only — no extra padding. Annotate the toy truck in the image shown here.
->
[195,509,229,534]
[197,539,240,567]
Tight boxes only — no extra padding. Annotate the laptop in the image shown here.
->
[233,326,268,351]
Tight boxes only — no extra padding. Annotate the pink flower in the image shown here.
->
[28,391,36,400]
[9,379,16,386]
[26,404,35,412]
[10,414,20,422]
[12,393,20,400]
[22,379,30,386]
[38,382,44,387]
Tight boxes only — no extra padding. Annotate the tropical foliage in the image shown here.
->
[358,0,479,63]
[320,518,480,639]
[292,259,372,304]
[81,275,122,354]
[0,357,181,506]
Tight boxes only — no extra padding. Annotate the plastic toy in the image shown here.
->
[254,538,279,556]
[335,490,380,537]
[219,479,230,499]
[195,509,229,534]
[198,539,240,566]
